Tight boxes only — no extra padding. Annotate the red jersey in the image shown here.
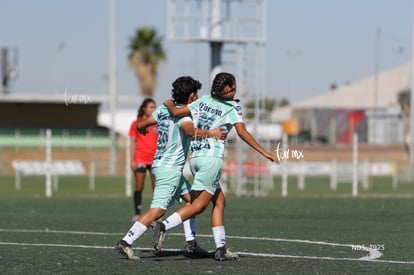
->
[129,117,158,165]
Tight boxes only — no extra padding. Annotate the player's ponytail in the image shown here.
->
[210,72,239,102]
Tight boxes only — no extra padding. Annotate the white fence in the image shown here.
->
[222,159,397,197]
[10,129,97,198]
[6,129,410,198]
[223,132,403,197]
[267,160,397,196]
[12,160,87,196]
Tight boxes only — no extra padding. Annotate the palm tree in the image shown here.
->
[128,27,165,97]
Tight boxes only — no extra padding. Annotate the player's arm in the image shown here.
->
[234,122,279,164]
[136,116,157,134]
[181,121,226,140]
[164,99,191,117]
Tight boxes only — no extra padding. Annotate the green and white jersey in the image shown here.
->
[188,94,244,159]
[152,104,192,170]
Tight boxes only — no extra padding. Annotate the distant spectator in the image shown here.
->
[128,98,158,220]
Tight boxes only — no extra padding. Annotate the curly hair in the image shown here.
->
[171,76,202,104]
[137,98,156,118]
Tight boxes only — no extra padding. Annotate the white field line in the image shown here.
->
[1,228,413,264]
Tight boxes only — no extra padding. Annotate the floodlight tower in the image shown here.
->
[167,0,267,85]
[210,0,223,79]
[167,0,269,196]
[1,47,19,94]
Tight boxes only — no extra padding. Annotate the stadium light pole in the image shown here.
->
[108,0,117,175]
[285,49,301,103]
[210,0,223,81]
[373,27,381,146]
[54,42,65,93]
[410,8,414,166]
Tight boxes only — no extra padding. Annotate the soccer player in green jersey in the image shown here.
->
[114,76,226,260]
[153,72,279,261]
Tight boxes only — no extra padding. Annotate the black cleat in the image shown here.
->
[214,245,239,261]
[114,240,139,260]
[152,221,166,252]
[183,240,210,258]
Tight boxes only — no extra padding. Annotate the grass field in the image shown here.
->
[1,176,414,274]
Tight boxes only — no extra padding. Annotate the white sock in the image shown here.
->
[122,222,147,245]
[183,218,196,241]
[163,212,183,231]
[212,226,226,248]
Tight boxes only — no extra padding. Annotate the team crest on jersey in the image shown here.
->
[235,106,242,115]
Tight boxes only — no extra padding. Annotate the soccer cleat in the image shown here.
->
[153,221,166,252]
[214,246,239,261]
[183,240,210,258]
[114,240,139,260]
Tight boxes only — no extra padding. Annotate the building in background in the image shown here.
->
[271,63,409,145]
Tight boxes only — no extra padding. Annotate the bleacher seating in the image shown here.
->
[0,128,111,148]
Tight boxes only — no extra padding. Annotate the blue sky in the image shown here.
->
[1,0,413,107]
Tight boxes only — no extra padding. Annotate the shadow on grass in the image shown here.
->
[141,250,215,261]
